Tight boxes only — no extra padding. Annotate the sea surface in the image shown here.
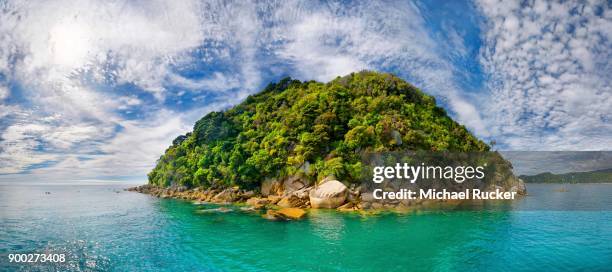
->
[1,183,611,271]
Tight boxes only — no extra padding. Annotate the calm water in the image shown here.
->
[1,183,611,271]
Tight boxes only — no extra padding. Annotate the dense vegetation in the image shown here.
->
[520,168,612,183]
[148,71,489,189]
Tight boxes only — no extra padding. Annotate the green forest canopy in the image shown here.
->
[148,71,489,189]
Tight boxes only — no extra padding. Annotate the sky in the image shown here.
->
[0,0,610,183]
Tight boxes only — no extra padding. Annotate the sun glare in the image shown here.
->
[48,19,92,68]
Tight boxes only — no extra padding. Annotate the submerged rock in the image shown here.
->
[196,207,232,213]
[217,207,232,213]
[263,210,280,220]
[240,206,257,212]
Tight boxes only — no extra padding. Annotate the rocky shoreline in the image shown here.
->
[127,176,526,220]
[127,177,360,220]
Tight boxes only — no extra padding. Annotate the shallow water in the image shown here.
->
[1,183,611,271]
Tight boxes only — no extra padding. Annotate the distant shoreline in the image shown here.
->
[519,168,612,184]
[525,182,612,184]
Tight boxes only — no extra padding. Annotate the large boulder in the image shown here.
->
[309,179,348,208]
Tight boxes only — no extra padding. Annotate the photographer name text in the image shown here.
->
[372,188,517,200]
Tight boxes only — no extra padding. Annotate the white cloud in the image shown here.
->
[275,13,370,81]
[4,0,206,101]
[268,1,489,136]
[0,0,208,179]
[43,125,104,150]
[0,122,58,174]
[27,111,189,178]
[117,96,142,110]
[0,0,494,182]
[0,110,189,178]
[168,72,241,92]
[476,0,612,150]
[0,85,8,100]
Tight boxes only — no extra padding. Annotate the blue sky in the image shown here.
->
[0,0,610,182]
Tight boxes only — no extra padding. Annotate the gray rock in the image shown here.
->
[261,178,282,196]
[391,130,402,145]
[309,178,348,208]
[283,175,307,194]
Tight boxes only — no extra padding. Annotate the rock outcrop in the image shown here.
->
[277,186,311,208]
[126,185,254,204]
[278,194,307,208]
[261,179,283,196]
[263,208,306,220]
[245,197,270,209]
[211,188,237,203]
[130,165,526,213]
[283,175,308,193]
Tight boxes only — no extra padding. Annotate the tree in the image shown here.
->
[148,71,489,188]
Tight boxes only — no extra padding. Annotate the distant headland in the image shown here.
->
[520,168,612,184]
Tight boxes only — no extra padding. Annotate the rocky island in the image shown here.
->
[130,71,525,218]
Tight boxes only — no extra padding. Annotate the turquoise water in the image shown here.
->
[1,184,611,271]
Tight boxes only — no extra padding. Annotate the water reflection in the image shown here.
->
[308,209,347,242]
